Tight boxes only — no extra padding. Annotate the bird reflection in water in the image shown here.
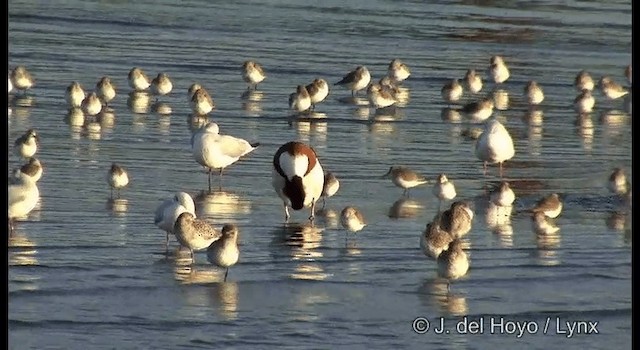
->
[210,281,239,321]
[194,189,252,220]
[127,91,151,114]
[240,90,264,117]
[485,203,514,248]
[106,198,129,217]
[9,232,39,267]
[417,278,468,316]
[151,101,172,116]
[388,196,424,219]
[534,230,561,266]
[274,222,329,281]
[314,207,339,229]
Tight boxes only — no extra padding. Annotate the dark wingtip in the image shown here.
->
[250,142,260,148]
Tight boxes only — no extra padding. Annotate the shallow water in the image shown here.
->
[8,0,632,348]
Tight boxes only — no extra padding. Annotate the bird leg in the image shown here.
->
[208,168,212,193]
[499,162,504,178]
[483,162,488,176]
[190,249,195,265]
[284,204,290,223]
[224,268,229,282]
[309,199,316,222]
[165,232,170,252]
[321,197,327,210]
[110,188,114,200]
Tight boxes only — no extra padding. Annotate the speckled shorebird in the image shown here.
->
[437,238,470,291]
[174,212,222,264]
[574,70,595,92]
[96,76,116,106]
[441,79,463,105]
[65,81,86,108]
[475,118,515,177]
[387,59,411,83]
[524,80,545,105]
[305,78,329,110]
[242,60,266,90]
[490,181,516,207]
[10,65,35,94]
[207,223,240,282]
[462,98,494,123]
[155,192,196,249]
[150,72,173,100]
[335,66,371,97]
[17,158,43,183]
[14,129,39,159]
[489,55,510,84]
[531,193,563,218]
[128,67,151,92]
[81,91,103,116]
[464,69,483,94]
[574,89,595,114]
[381,166,429,196]
[432,174,457,211]
[367,83,397,109]
[190,87,215,116]
[320,172,340,209]
[272,141,325,222]
[420,221,455,260]
[608,168,629,196]
[598,76,629,100]
[434,201,474,239]
[107,163,129,199]
[340,206,366,233]
[531,211,560,235]
[288,85,311,113]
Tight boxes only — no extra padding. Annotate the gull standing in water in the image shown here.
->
[107,163,129,199]
[9,169,40,236]
[155,192,196,250]
[340,206,366,233]
[174,212,222,264]
[335,66,371,97]
[242,60,266,90]
[272,141,325,222]
[475,118,515,177]
[191,122,260,191]
[207,224,240,282]
[381,166,429,196]
[128,67,151,92]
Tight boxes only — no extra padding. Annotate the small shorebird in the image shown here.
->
[420,221,454,260]
[96,76,116,107]
[464,69,483,94]
[367,83,397,109]
[107,163,129,199]
[320,172,340,209]
[191,122,259,191]
[272,141,325,222]
[437,238,470,291]
[188,83,204,100]
[190,87,215,116]
[10,65,35,94]
[340,206,366,233]
[65,81,86,108]
[531,211,560,235]
[475,118,515,177]
[598,76,629,100]
[387,59,411,83]
[9,168,40,236]
[489,56,510,84]
[288,85,312,113]
[462,98,494,123]
[574,70,595,92]
[524,80,544,105]
[573,89,595,114]
[14,129,39,159]
[432,173,457,211]
[150,72,173,100]
[242,60,266,90]
[207,223,240,282]
[532,193,563,218]
[128,67,151,92]
[434,201,474,238]
[381,166,429,196]
[489,181,516,207]
[174,212,222,264]
[608,168,629,196]
[155,192,196,249]
[305,78,329,110]
[16,158,43,183]
[441,79,463,105]
[81,92,103,116]
[335,66,371,96]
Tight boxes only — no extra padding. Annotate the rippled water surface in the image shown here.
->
[8,0,632,348]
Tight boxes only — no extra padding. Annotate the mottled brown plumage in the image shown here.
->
[174,212,222,263]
